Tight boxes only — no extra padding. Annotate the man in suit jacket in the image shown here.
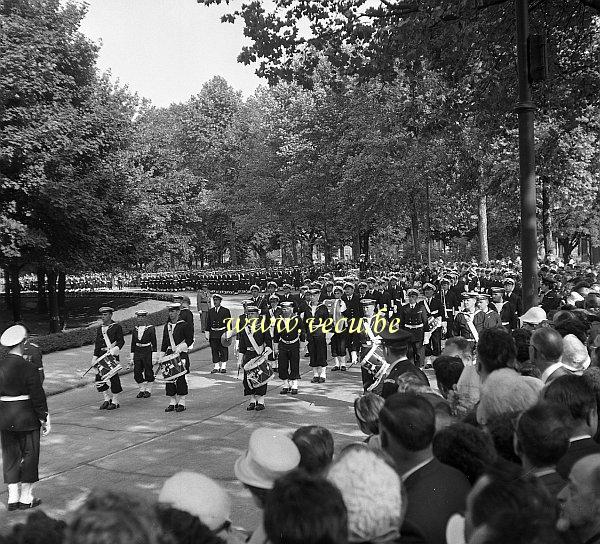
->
[379,393,470,544]
[205,294,232,374]
[530,327,572,384]
[542,375,600,479]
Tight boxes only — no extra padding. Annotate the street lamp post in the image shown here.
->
[515,0,539,311]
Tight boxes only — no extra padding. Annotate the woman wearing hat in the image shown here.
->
[0,325,49,511]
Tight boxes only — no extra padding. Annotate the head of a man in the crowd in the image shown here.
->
[269,295,279,309]
[134,310,148,325]
[477,294,490,312]
[503,278,515,294]
[461,471,559,544]
[542,375,598,438]
[514,402,572,472]
[557,454,600,541]
[476,328,517,382]
[213,295,222,309]
[440,279,450,292]
[529,327,563,373]
[491,289,503,304]
[280,302,293,318]
[264,470,347,544]
[358,282,367,296]
[267,282,277,295]
[462,294,477,313]
[433,356,465,399]
[333,286,343,300]
[179,296,191,309]
[250,286,259,298]
[367,278,376,291]
[423,285,435,300]
[362,300,375,319]
[379,393,435,464]
[291,425,334,476]
[442,336,475,366]
[407,290,419,305]
[344,283,355,298]
[389,277,398,287]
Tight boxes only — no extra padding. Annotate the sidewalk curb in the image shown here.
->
[46,342,211,398]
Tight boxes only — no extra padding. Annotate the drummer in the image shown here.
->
[92,306,125,410]
[238,305,271,411]
[159,303,194,413]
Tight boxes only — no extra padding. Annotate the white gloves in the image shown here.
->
[41,414,51,436]
[109,346,120,356]
[175,342,188,354]
[129,353,134,363]
[205,331,210,341]
[152,352,160,364]
[91,356,98,365]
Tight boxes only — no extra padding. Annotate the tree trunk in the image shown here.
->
[37,266,47,314]
[4,268,11,306]
[291,239,299,265]
[324,239,333,265]
[559,237,579,264]
[478,193,489,263]
[411,209,421,258]
[541,178,555,260]
[352,235,360,262]
[58,269,67,330]
[360,231,371,261]
[47,268,60,334]
[9,264,22,323]
[229,220,237,266]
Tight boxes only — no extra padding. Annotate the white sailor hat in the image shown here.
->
[269,294,280,301]
[246,305,260,314]
[361,299,376,307]
[461,292,479,300]
[0,325,27,347]
[491,287,504,295]
[267,281,278,288]
[213,293,223,300]
[343,282,355,289]
[367,276,377,283]
[99,306,114,313]
[440,277,451,285]
[503,277,516,285]
[407,288,419,297]
[135,310,148,316]
[282,283,292,290]
[423,283,436,292]
[333,284,344,293]
[250,284,260,291]
[167,303,181,310]
[280,302,294,309]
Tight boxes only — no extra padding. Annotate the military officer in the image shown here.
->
[92,306,125,410]
[0,325,49,511]
[196,283,212,332]
[205,294,231,374]
[303,289,330,383]
[503,277,523,323]
[397,288,428,368]
[540,277,562,313]
[129,309,157,398]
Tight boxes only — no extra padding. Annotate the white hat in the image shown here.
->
[562,334,591,373]
[445,513,466,544]
[567,291,584,306]
[0,325,27,347]
[519,306,547,326]
[234,428,300,489]
[159,472,231,531]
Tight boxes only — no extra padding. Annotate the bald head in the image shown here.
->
[573,454,600,495]
[531,327,563,364]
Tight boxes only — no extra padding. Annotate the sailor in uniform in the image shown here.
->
[421,283,443,367]
[93,306,124,410]
[303,289,330,383]
[473,294,501,336]
[175,295,195,333]
[249,284,263,308]
[397,289,429,368]
[263,294,281,371]
[129,309,157,398]
[358,299,386,392]
[273,302,305,395]
[160,303,194,412]
[0,325,49,511]
[205,294,231,374]
[491,287,516,330]
[452,293,480,343]
[329,285,348,372]
[238,305,271,411]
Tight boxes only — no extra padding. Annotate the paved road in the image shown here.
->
[0,332,367,532]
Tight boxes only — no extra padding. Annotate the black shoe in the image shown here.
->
[19,498,42,510]
[165,405,175,412]
[143,391,151,398]
[8,503,19,511]
[291,389,298,395]
[107,402,119,410]
[311,377,319,383]
[255,403,265,411]
[340,366,347,371]
[136,391,145,398]
[220,368,227,374]
[331,366,340,371]
[175,404,186,412]
[319,377,326,383]
[211,368,220,374]
[99,401,110,410]
[280,388,290,394]
[246,402,256,411]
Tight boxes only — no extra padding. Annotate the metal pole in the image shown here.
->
[515,0,539,311]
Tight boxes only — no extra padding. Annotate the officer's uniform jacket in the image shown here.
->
[398,303,429,343]
[206,306,232,339]
[131,325,158,358]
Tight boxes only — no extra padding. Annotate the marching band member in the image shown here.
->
[358,299,386,392]
[249,284,263,308]
[93,306,124,410]
[0,325,49,511]
[319,280,335,303]
[175,295,195,334]
[438,277,458,337]
[238,305,271,411]
[452,293,480,343]
[263,294,281,371]
[205,294,231,374]
[421,283,443,367]
[303,289,330,383]
[329,285,348,371]
[397,289,428,368]
[160,303,194,413]
[365,277,381,307]
[273,301,305,395]
[196,283,212,332]
[279,283,297,310]
[473,293,501,336]
[130,310,157,398]
[342,282,364,368]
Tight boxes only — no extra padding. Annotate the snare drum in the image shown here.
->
[95,352,122,383]
[157,353,187,383]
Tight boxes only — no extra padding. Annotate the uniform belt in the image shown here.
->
[502,322,510,326]
[405,324,424,329]
[0,395,30,402]
[280,338,299,344]
[211,327,226,331]
[136,342,152,347]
